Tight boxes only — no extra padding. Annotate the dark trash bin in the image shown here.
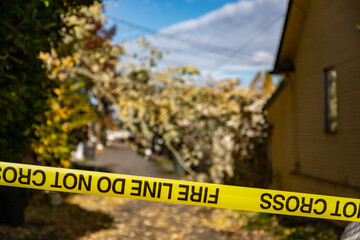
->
[171,155,185,175]
[0,186,28,226]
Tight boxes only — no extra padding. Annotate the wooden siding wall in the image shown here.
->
[268,0,360,197]
[266,78,295,191]
[293,0,360,190]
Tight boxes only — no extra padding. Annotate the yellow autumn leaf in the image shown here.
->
[54,88,61,95]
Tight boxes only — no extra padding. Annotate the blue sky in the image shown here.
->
[106,0,239,35]
[105,0,288,85]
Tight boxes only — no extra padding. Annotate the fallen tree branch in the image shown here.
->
[164,140,197,177]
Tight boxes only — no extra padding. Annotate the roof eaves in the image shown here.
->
[271,0,294,74]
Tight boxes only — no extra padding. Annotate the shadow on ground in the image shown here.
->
[0,191,113,240]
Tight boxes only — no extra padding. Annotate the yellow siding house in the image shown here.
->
[265,0,360,198]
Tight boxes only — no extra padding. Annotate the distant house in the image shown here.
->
[264,0,360,197]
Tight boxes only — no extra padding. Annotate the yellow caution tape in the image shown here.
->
[0,161,359,222]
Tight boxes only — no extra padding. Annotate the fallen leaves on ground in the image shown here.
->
[69,194,272,240]
[0,191,342,240]
[0,192,113,240]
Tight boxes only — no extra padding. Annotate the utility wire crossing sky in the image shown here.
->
[105,0,288,85]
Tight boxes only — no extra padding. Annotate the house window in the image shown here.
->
[324,67,338,133]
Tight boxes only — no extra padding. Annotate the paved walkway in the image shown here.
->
[82,143,176,179]
[69,144,272,240]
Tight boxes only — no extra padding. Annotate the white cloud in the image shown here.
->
[125,0,288,85]
[251,50,274,63]
[162,1,257,33]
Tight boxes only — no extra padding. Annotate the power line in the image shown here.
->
[107,16,273,64]
[109,16,236,52]
[155,47,268,65]
[211,14,284,72]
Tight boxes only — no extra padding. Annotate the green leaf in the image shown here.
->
[43,0,50,7]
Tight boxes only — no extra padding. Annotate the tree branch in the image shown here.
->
[164,140,197,177]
